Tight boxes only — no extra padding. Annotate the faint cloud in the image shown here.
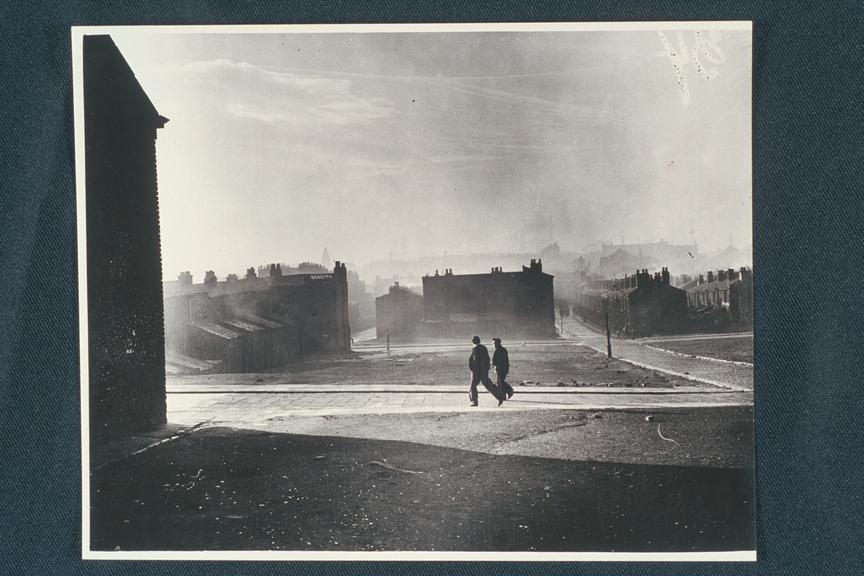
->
[173,58,393,126]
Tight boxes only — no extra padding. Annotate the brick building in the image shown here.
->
[163,262,350,372]
[683,267,753,330]
[84,35,169,444]
[420,259,555,339]
[375,282,424,339]
[575,268,688,337]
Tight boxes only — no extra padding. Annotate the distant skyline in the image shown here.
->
[109,26,752,279]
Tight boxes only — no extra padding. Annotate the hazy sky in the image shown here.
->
[110,26,752,279]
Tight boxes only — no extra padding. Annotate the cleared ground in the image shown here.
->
[168,341,699,390]
[642,334,754,364]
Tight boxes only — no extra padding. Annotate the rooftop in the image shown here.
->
[191,319,241,340]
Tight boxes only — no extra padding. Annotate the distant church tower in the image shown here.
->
[321,247,332,268]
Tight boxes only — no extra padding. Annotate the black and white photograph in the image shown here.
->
[74,22,755,560]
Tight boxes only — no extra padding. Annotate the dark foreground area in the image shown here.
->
[91,427,754,552]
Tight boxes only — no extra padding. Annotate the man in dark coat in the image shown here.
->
[493,338,514,399]
[468,335,504,407]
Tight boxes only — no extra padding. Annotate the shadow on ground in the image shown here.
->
[91,428,754,552]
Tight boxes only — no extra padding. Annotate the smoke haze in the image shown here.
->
[110,28,752,279]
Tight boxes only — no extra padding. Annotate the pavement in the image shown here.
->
[166,384,751,423]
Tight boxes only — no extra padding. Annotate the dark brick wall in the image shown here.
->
[84,35,167,445]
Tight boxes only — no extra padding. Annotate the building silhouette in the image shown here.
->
[575,268,687,337]
[375,282,423,339]
[84,35,168,444]
[163,262,351,372]
[682,267,754,330]
[421,260,555,339]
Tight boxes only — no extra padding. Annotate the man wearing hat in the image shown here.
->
[468,335,505,407]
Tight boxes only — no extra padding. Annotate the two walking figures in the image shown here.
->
[468,336,514,407]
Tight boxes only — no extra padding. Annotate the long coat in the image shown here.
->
[469,344,491,373]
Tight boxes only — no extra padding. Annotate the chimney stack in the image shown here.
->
[204,270,217,286]
[333,261,347,280]
[245,267,257,279]
[707,271,714,283]
[178,271,193,285]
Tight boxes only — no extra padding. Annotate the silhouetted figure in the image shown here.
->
[493,338,514,400]
[468,336,505,407]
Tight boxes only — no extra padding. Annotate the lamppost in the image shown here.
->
[603,298,613,358]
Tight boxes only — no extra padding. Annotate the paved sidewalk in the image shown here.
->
[166,383,752,426]
[91,384,752,473]
[562,320,753,391]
